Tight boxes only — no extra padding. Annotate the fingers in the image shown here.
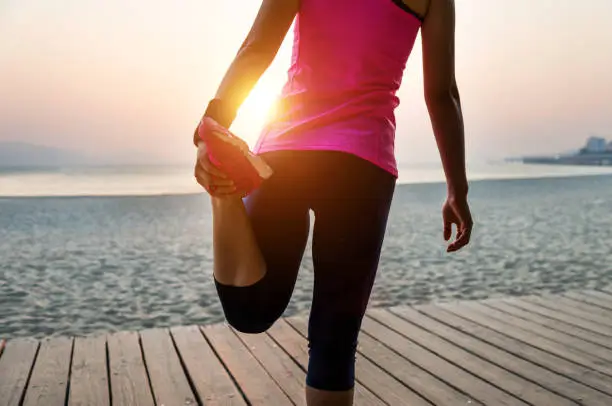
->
[447,224,472,253]
[194,163,236,196]
[199,156,228,179]
[195,173,235,189]
[443,197,473,253]
[443,221,452,241]
[207,185,237,195]
[196,142,228,179]
[196,179,237,196]
[203,174,234,187]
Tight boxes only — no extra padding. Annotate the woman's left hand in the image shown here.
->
[194,142,237,197]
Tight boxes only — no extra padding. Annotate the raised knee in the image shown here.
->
[221,301,283,334]
[225,312,276,334]
[214,275,286,334]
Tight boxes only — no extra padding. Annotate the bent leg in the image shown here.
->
[210,195,266,287]
[214,152,311,333]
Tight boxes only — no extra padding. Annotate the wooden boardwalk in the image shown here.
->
[2,289,612,405]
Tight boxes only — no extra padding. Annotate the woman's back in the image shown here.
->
[287,0,422,95]
[255,0,428,177]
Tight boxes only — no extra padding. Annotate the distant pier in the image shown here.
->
[523,154,612,166]
[522,135,612,166]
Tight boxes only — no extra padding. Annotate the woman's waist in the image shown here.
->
[255,117,399,177]
[270,88,399,126]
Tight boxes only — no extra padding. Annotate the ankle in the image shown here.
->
[210,195,244,208]
[306,386,354,406]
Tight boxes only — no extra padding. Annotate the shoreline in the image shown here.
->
[1,169,612,199]
[2,174,611,340]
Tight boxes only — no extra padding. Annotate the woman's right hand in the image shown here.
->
[194,141,236,197]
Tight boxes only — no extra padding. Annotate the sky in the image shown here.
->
[1,0,611,165]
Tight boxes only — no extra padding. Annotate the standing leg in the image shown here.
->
[305,153,395,405]
[213,152,311,333]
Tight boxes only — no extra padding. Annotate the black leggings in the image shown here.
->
[215,150,395,391]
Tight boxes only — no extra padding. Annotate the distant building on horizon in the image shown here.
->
[521,134,612,166]
[582,136,608,154]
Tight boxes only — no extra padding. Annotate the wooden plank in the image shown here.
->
[371,308,574,406]
[444,302,612,377]
[599,287,612,295]
[506,298,612,338]
[139,328,197,406]
[0,338,39,406]
[523,296,612,330]
[170,326,246,406]
[556,294,612,316]
[350,343,430,406]
[107,331,154,406]
[392,306,584,405]
[22,337,72,406]
[361,316,523,405]
[565,291,612,311]
[266,319,309,367]
[555,295,612,317]
[236,329,306,406]
[589,289,612,304]
[484,299,612,350]
[359,326,476,405]
[588,290,612,302]
[468,302,612,363]
[418,304,612,401]
[68,335,110,406]
[282,317,428,406]
[202,324,292,405]
[283,317,405,406]
[269,318,386,406]
[368,309,528,404]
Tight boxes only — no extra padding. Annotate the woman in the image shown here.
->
[194,0,473,404]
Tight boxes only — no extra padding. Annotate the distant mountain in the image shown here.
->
[0,142,86,167]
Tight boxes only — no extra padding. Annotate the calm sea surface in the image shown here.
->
[1,163,611,338]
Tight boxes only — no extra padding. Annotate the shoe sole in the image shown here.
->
[208,129,274,180]
[199,118,273,194]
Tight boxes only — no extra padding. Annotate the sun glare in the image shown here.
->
[233,82,280,145]
[242,83,279,122]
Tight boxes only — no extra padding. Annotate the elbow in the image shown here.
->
[425,83,460,111]
[450,83,460,101]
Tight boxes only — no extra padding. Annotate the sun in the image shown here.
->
[241,82,279,123]
[233,82,280,145]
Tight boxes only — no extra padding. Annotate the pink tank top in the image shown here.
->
[254,0,423,177]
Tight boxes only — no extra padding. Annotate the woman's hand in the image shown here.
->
[194,142,237,197]
[442,195,473,252]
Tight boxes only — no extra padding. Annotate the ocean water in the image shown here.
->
[1,164,612,339]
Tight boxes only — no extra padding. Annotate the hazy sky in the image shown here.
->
[1,0,611,164]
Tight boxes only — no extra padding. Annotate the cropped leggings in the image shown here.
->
[215,150,395,391]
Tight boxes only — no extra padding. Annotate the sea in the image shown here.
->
[1,162,612,339]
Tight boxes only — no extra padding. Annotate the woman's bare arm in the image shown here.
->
[421,0,467,198]
[422,0,472,251]
[204,0,299,129]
